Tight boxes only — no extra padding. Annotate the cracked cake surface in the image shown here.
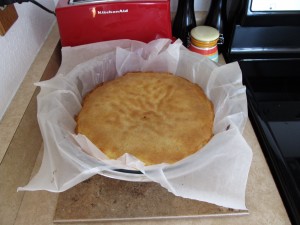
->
[76,72,214,165]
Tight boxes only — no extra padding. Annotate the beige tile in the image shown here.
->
[54,175,246,223]
[14,148,59,225]
[0,89,43,225]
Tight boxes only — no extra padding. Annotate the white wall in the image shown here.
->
[0,0,209,121]
[0,1,56,121]
[171,0,211,12]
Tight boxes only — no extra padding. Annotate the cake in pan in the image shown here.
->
[76,72,214,165]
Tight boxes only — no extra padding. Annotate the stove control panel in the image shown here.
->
[251,0,300,11]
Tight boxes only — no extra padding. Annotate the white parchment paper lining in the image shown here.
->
[18,39,252,210]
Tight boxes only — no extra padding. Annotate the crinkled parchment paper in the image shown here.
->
[18,39,252,210]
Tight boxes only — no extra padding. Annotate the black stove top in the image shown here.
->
[239,59,300,225]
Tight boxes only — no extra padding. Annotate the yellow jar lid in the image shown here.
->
[190,26,219,42]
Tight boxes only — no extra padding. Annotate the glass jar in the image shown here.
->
[189,26,219,62]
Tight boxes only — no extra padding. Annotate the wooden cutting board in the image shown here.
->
[54,175,248,223]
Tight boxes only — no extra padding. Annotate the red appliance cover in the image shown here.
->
[56,0,172,47]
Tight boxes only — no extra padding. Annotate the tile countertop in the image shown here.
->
[0,24,291,225]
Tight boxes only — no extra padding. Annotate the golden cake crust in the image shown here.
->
[76,72,214,165]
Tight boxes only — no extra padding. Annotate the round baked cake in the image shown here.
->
[76,72,214,165]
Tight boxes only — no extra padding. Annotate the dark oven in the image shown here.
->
[223,0,300,224]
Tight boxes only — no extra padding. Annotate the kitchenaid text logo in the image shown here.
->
[97,9,129,15]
